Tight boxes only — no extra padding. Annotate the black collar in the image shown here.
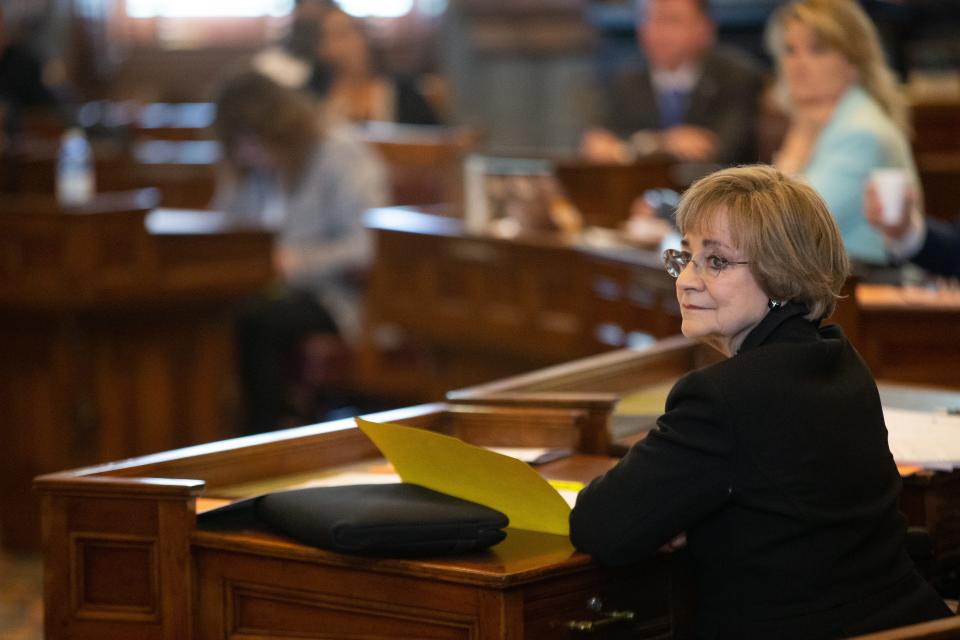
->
[736,301,818,355]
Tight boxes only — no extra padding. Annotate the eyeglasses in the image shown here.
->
[662,248,750,279]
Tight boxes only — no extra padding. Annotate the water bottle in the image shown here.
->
[56,128,95,206]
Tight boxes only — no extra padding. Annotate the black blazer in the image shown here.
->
[307,68,439,126]
[0,44,57,110]
[570,303,952,639]
[913,217,960,278]
[393,76,440,126]
[606,45,765,165]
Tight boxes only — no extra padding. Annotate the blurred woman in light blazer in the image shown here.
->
[767,0,917,267]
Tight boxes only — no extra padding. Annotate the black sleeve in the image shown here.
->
[569,370,734,566]
[913,217,960,278]
[393,77,440,126]
[0,45,57,108]
[306,62,334,99]
[606,66,658,139]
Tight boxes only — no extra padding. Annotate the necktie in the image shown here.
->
[657,88,688,130]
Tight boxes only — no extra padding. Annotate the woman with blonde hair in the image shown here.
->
[571,165,952,639]
[766,0,917,267]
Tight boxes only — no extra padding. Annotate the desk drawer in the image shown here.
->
[194,549,485,639]
[194,545,692,640]
[522,561,690,639]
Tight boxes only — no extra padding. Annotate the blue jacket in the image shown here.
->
[803,86,917,265]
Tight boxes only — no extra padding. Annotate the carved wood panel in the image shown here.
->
[195,550,485,640]
[72,534,159,621]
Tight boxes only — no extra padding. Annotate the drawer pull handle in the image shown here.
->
[566,597,636,633]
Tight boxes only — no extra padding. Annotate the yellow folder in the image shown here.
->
[356,417,572,536]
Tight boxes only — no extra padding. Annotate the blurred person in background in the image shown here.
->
[865,184,960,279]
[581,0,764,166]
[252,0,334,90]
[0,5,62,137]
[310,5,440,125]
[212,70,387,433]
[767,0,916,268]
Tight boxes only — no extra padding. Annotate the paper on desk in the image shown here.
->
[357,418,573,536]
[884,407,960,471]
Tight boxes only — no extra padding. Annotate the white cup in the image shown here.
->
[870,168,910,225]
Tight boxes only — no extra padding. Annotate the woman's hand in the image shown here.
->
[774,124,818,175]
[774,106,833,175]
[660,126,717,163]
[580,128,631,164]
[272,246,298,278]
[864,180,915,240]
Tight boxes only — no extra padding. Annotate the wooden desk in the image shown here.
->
[130,102,216,142]
[0,192,273,550]
[554,158,677,229]
[33,338,959,639]
[359,207,680,403]
[76,100,216,143]
[855,284,960,388]
[916,151,960,222]
[359,208,959,406]
[910,99,960,222]
[105,140,220,209]
[449,336,718,456]
[912,99,960,155]
[360,122,482,209]
[35,402,693,640]
[451,340,960,575]
[2,137,219,210]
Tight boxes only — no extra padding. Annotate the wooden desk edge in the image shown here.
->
[448,335,697,399]
[34,474,205,498]
[190,528,598,590]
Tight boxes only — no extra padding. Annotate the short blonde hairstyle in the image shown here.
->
[766,0,909,134]
[676,165,850,321]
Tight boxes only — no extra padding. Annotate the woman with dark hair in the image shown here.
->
[212,70,387,433]
[309,6,439,125]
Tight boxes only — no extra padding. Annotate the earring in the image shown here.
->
[768,298,785,310]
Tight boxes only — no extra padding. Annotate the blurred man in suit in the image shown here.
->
[581,0,764,166]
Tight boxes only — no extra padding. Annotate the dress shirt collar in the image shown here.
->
[651,62,701,94]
